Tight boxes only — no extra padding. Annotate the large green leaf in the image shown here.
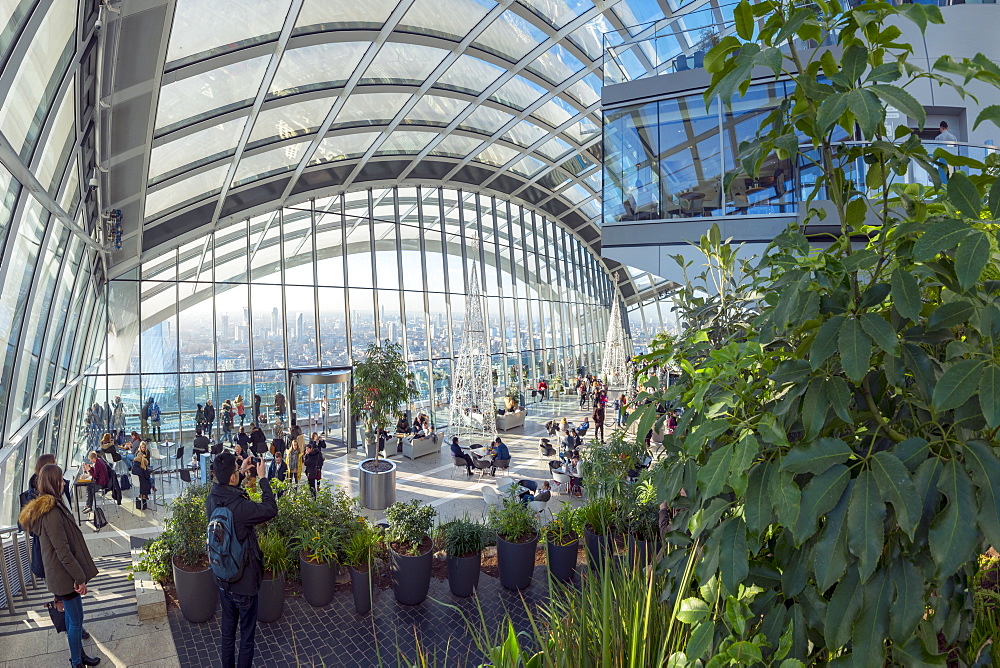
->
[825,376,853,422]
[912,219,970,261]
[989,175,1000,219]
[801,379,829,441]
[871,451,920,539]
[947,171,983,220]
[814,477,852,591]
[954,229,991,292]
[870,84,926,129]
[733,0,754,40]
[973,104,1000,131]
[781,437,853,475]
[892,636,946,666]
[698,443,735,498]
[848,470,885,583]
[860,312,900,355]
[683,418,731,456]
[729,642,763,664]
[891,268,922,322]
[926,300,975,331]
[745,461,774,533]
[729,432,758,495]
[838,317,872,383]
[677,597,710,624]
[771,467,801,528]
[817,92,851,132]
[840,44,869,81]
[758,413,789,447]
[849,89,882,138]
[928,459,979,577]
[825,566,863,648]
[963,440,1000,552]
[686,621,715,661]
[931,359,983,412]
[980,363,1000,429]
[811,315,845,370]
[794,464,851,545]
[889,560,924,642]
[719,517,749,594]
[853,569,891,665]
[894,437,930,473]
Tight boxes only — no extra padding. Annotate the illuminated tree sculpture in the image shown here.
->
[448,266,496,444]
[601,296,632,392]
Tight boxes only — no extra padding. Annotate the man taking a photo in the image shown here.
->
[206,453,277,668]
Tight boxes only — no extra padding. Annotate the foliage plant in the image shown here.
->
[487,494,539,543]
[542,502,578,546]
[342,518,382,571]
[575,496,617,537]
[624,480,660,543]
[260,528,290,576]
[505,385,521,406]
[293,486,361,565]
[385,498,437,555]
[297,526,340,566]
[130,483,211,581]
[349,341,417,460]
[626,1,1000,663]
[443,517,489,557]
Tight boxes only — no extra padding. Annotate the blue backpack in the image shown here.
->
[207,504,247,583]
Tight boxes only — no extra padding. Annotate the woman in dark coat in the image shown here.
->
[19,464,101,668]
[303,444,324,498]
[132,442,155,504]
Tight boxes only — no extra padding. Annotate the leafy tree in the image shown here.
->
[349,341,417,459]
[632,1,1000,664]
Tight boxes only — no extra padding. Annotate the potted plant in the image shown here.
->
[543,502,579,582]
[503,386,520,412]
[168,484,217,623]
[297,526,339,607]
[258,528,289,622]
[350,341,417,510]
[443,518,488,597]
[625,482,661,568]
[385,499,437,605]
[488,494,539,591]
[343,519,382,614]
[577,497,619,575]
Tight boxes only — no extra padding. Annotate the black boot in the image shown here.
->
[81,653,101,666]
[81,628,90,640]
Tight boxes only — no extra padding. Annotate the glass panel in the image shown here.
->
[295,0,393,31]
[403,95,469,126]
[490,75,546,111]
[520,0,591,29]
[334,92,410,127]
[474,143,519,167]
[145,163,230,218]
[460,105,513,135]
[249,212,282,283]
[0,0,33,60]
[503,120,548,148]
[360,42,447,85]
[215,282,249,369]
[0,0,75,161]
[251,284,285,368]
[269,42,368,97]
[375,131,436,156]
[510,155,545,177]
[249,96,333,145]
[429,134,483,158]
[34,79,75,196]
[318,287,348,366]
[233,140,310,187]
[149,116,248,182]
[166,0,292,64]
[283,208,314,285]
[309,132,378,165]
[434,55,504,95]
[537,135,573,161]
[531,97,574,129]
[286,286,317,366]
[529,43,584,84]
[399,0,494,40]
[155,55,270,132]
[475,10,546,60]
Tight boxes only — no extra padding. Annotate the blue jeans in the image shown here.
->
[64,594,84,664]
[219,588,258,668]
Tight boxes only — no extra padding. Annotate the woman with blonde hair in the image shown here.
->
[19,464,101,668]
[132,442,155,509]
[234,394,246,426]
[287,440,303,484]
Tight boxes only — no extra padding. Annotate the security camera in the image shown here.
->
[88,177,99,191]
[94,18,102,31]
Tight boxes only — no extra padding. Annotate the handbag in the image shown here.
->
[119,474,131,491]
[46,600,66,633]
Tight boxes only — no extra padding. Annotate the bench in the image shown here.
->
[496,409,527,431]
[403,435,440,459]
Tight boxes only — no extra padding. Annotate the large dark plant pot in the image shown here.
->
[258,573,285,623]
[299,552,336,607]
[172,560,218,623]
[390,543,432,605]
[546,537,579,582]
[350,566,374,614]
[628,535,660,568]
[497,533,539,591]
[583,525,612,574]
[447,553,481,598]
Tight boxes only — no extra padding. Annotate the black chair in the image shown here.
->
[518,479,538,493]
[538,439,556,457]
[179,468,192,484]
[210,442,224,455]
[451,457,469,479]
[174,446,185,466]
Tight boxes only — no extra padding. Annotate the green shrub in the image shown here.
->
[129,483,210,583]
[487,495,538,543]
[542,502,578,547]
[260,528,290,576]
[385,499,436,555]
[342,519,382,570]
[443,517,489,557]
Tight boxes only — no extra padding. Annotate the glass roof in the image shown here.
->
[140,0,725,262]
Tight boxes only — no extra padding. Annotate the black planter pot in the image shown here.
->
[628,535,660,568]
[299,552,336,607]
[258,573,285,623]
[496,533,539,591]
[350,566,374,614]
[390,543,432,605]
[447,553,481,598]
[545,537,579,582]
[172,560,218,623]
[583,525,614,574]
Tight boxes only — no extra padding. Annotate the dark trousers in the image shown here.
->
[594,422,605,441]
[64,593,84,665]
[219,588,258,668]
[579,395,587,407]
[457,452,473,474]
[308,477,320,497]
[205,421,214,438]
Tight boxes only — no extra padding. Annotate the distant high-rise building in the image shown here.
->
[272,307,280,335]
[296,312,304,342]
[220,315,230,340]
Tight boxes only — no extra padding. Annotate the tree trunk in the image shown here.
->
[365,424,377,460]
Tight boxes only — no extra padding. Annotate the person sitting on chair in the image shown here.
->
[576,417,590,438]
[192,429,210,457]
[83,451,111,514]
[395,415,410,434]
[450,437,474,476]
[490,438,510,476]
[520,480,552,505]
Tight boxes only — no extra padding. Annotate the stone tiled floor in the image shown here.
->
[169,565,553,668]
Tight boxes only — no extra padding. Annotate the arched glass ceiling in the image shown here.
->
[101,0,735,280]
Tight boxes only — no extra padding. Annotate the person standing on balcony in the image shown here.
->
[936,120,958,142]
[204,400,216,439]
[234,395,246,426]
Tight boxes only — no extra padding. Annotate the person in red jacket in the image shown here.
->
[83,451,111,513]
[537,379,548,402]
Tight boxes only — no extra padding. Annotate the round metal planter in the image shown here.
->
[258,573,285,623]
[299,553,336,607]
[390,545,433,605]
[359,458,397,510]
[172,560,218,623]
[447,553,481,598]
[496,534,539,591]
[546,538,579,582]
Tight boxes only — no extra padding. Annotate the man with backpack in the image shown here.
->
[206,452,277,668]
